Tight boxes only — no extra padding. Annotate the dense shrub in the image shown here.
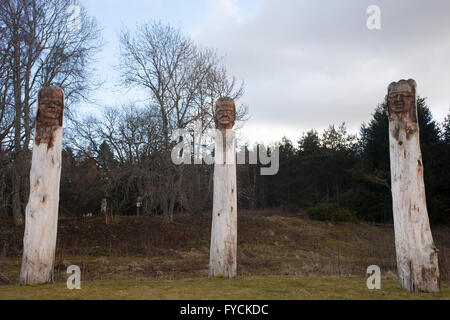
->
[307,203,358,223]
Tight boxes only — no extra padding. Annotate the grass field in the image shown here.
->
[1,210,449,299]
[1,276,449,300]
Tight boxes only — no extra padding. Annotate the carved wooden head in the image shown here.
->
[387,79,417,122]
[35,86,64,148]
[215,97,236,130]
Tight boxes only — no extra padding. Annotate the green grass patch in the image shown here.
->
[307,203,358,223]
[0,276,448,300]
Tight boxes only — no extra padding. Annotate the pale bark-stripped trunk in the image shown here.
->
[20,128,63,285]
[20,87,64,285]
[101,198,109,225]
[388,79,440,293]
[209,129,237,278]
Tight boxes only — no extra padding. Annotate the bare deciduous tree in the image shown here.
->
[0,0,102,225]
[118,21,246,222]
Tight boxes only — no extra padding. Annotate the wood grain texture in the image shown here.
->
[20,87,64,285]
[388,79,440,293]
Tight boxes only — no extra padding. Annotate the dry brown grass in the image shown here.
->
[0,209,449,286]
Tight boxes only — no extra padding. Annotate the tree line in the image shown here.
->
[257,100,449,224]
[0,0,448,226]
[49,99,450,225]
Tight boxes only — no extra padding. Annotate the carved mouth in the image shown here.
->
[392,105,404,112]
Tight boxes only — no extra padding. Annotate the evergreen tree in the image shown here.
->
[443,111,450,144]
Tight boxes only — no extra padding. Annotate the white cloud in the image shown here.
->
[217,0,239,15]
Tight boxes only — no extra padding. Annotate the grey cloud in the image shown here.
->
[194,0,450,141]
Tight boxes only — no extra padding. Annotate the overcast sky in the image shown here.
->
[80,0,450,144]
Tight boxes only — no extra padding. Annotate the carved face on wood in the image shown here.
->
[215,98,236,130]
[387,79,417,122]
[35,87,64,148]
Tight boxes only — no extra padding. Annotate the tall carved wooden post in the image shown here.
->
[20,87,65,285]
[387,79,440,293]
[209,98,237,278]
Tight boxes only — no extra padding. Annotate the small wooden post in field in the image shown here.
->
[136,196,142,216]
[209,98,237,278]
[101,197,109,224]
[20,87,64,285]
[387,79,440,292]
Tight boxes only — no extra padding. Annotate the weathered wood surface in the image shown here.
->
[20,87,64,285]
[388,79,440,293]
[209,129,237,278]
[209,98,238,278]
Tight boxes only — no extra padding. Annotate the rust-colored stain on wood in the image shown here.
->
[226,245,235,278]
[35,86,64,150]
[420,265,440,292]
